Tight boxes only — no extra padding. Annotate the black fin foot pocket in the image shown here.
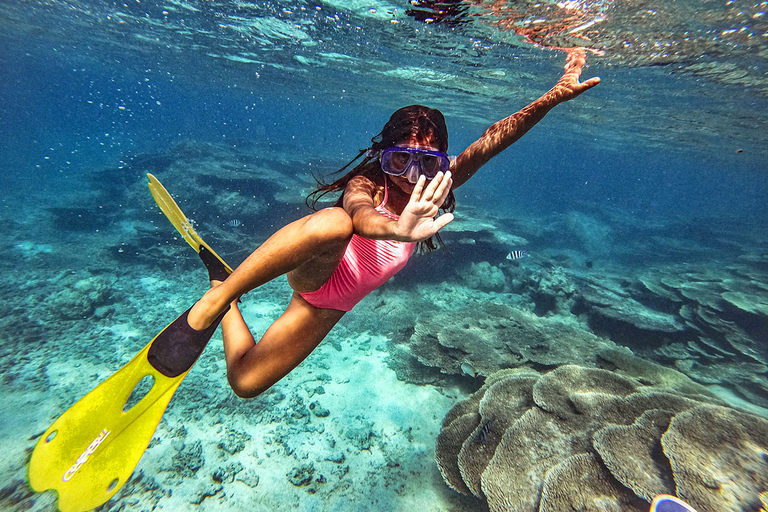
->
[147,306,229,378]
[199,245,230,282]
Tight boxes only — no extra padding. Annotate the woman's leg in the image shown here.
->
[219,292,345,398]
[188,207,352,330]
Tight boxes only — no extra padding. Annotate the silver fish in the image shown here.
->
[460,362,478,378]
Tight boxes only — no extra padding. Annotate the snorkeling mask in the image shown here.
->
[380,146,450,183]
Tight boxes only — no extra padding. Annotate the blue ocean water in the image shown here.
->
[2,0,768,511]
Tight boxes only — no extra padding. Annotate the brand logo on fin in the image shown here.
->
[62,429,111,482]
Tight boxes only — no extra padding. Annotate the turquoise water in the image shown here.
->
[1,1,767,511]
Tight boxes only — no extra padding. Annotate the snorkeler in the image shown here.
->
[27,49,599,510]
[178,48,601,398]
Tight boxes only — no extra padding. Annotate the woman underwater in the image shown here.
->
[149,49,600,398]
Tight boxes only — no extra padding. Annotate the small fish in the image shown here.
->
[228,219,242,227]
[477,418,494,443]
[461,362,478,378]
[506,250,529,260]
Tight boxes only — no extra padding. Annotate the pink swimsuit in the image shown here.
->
[299,178,417,311]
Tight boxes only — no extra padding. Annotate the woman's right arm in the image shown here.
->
[450,49,600,189]
[342,176,401,240]
[343,174,454,242]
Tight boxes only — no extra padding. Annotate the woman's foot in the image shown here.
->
[188,287,231,330]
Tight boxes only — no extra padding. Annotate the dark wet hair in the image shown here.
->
[307,105,455,251]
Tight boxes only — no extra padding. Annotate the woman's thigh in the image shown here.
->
[286,208,352,293]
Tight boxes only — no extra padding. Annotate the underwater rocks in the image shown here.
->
[45,272,118,321]
[218,429,252,455]
[462,261,507,292]
[436,364,768,512]
[287,463,317,487]
[112,471,169,510]
[524,265,576,316]
[170,440,205,477]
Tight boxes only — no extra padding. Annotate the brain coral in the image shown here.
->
[436,364,768,512]
[661,404,768,512]
[539,453,648,512]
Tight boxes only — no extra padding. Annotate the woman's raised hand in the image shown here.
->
[394,171,454,242]
[548,48,601,104]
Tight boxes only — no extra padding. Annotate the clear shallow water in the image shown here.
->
[1,0,767,511]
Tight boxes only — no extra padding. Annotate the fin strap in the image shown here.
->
[147,306,229,378]
[199,245,231,282]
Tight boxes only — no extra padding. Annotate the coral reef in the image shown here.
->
[436,364,768,512]
[563,262,768,408]
[44,272,118,321]
[579,263,768,363]
[662,405,768,512]
[539,453,647,512]
[461,261,507,292]
[523,265,576,316]
[593,409,677,501]
[405,302,616,378]
[386,248,768,409]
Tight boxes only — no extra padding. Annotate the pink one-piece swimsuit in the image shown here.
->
[299,177,417,311]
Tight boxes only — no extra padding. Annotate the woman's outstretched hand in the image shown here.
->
[394,171,454,242]
[548,48,601,104]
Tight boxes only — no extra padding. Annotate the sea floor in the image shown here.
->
[1,141,766,511]
[0,264,481,511]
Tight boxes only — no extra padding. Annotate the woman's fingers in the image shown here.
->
[553,49,600,102]
[410,174,427,202]
[419,171,451,203]
[565,48,587,74]
[433,211,454,231]
[582,76,601,89]
[420,172,442,201]
[434,171,453,204]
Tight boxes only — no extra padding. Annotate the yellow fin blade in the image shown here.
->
[28,324,191,512]
[147,173,233,274]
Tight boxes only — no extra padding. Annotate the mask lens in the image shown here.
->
[389,151,412,173]
[420,155,441,176]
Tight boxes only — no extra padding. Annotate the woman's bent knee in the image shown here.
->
[308,207,353,244]
[227,371,268,399]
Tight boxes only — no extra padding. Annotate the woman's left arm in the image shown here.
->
[451,49,600,189]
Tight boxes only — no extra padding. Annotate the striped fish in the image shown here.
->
[506,250,528,260]
[228,219,242,227]
[477,418,494,442]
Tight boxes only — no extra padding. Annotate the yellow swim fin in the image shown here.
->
[28,344,173,512]
[28,176,232,512]
[28,307,222,512]
[147,172,233,275]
